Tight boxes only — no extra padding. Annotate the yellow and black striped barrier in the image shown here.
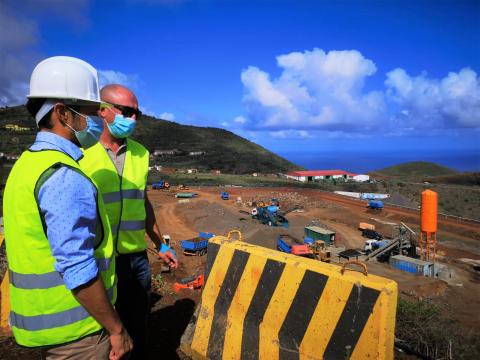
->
[180,235,397,359]
[0,234,10,333]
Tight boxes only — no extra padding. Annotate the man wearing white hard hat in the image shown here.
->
[3,56,132,359]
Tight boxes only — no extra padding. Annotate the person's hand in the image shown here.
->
[159,250,178,269]
[109,327,133,360]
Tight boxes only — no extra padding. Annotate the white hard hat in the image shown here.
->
[27,56,101,105]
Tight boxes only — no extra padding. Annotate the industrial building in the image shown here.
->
[390,255,434,277]
[304,226,336,246]
[285,170,370,182]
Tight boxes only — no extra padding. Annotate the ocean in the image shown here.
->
[279,149,480,173]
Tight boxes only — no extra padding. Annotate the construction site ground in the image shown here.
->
[1,186,479,359]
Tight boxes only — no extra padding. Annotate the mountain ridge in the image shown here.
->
[0,105,300,174]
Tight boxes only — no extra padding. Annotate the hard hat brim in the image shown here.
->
[26,95,102,106]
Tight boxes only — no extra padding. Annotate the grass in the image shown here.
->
[377,180,480,220]
[373,161,458,179]
[148,171,382,190]
[396,298,480,359]
[424,172,480,186]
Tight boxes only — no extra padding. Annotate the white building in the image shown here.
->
[285,170,369,182]
[352,174,370,182]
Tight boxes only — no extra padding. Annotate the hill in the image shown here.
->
[371,161,458,179]
[423,172,480,186]
[0,105,300,174]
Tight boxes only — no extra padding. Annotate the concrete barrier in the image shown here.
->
[0,235,10,334]
[180,235,397,359]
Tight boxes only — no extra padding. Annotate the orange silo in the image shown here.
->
[420,190,438,261]
[421,190,438,233]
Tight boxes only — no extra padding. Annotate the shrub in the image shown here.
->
[396,299,480,359]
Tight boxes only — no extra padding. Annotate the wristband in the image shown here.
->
[159,243,177,259]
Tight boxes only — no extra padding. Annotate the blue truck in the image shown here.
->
[253,206,289,228]
[364,239,391,254]
[367,200,384,210]
[180,232,214,256]
[152,180,170,190]
[221,191,230,200]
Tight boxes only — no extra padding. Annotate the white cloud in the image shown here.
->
[0,2,39,106]
[159,112,175,121]
[385,67,480,128]
[0,0,92,106]
[269,130,311,139]
[233,115,247,124]
[218,116,247,129]
[239,48,480,138]
[98,70,141,90]
[241,48,385,132]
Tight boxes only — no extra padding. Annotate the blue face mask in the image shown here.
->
[106,114,136,139]
[66,107,104,149]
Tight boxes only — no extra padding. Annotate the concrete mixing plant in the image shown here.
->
[420,190,438,261]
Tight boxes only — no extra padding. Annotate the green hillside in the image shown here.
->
[0,105,300,174]
[372,161,458,178]
[423,172,480,186]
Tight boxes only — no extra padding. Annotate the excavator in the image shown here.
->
[252,205,289,228]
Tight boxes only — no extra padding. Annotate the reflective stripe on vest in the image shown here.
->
[9,286,115,331]
[103,189,144,204]
[3,149,116,347]
[80,139,149,254]
[110,220,146,236]
[9,257,113,290]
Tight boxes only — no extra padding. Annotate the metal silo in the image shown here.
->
[420,190,438,261]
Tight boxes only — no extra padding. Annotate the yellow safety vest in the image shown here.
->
[80,139,149,254]
[3,149,116,347]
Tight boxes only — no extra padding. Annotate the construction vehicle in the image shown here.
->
[252,205,289,228]
[220,191,230,200]
[365,223,415,261]
[152,180,170,190]
[254,198,279,207]
[180,232,214,256]
[367,200,384,210]
[362,229,383,240]
[364,239,391,254]
[173,274,205,293]
[358,222,375,230]
[310,240,331,262]
[277,234,313,258]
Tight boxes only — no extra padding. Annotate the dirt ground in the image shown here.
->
[1,186,479,359]
[148,186,480,352]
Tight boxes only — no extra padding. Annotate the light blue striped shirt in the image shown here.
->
[30,132,99,290]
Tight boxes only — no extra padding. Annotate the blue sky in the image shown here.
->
[1,0,479,170]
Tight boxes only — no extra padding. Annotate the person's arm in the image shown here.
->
[38,167,132,359]
[145,190,178,269]
[72,277,132,360]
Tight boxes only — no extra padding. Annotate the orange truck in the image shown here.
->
[277,235,313,258]
[359,222,375,231]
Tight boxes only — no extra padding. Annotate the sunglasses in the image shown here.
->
[102,102,142,119]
